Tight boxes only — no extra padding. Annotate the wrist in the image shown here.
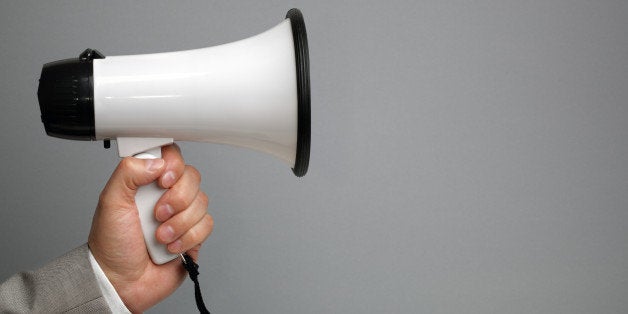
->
[87,245,132,313]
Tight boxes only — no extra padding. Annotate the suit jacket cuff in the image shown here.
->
[88,246,131,313]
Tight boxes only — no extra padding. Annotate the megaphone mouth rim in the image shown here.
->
[286,8,310,178]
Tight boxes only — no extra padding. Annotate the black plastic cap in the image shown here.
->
[286,9,311,177]
[37,49,104,140]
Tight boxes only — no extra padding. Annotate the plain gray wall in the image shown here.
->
[1,1,627,313]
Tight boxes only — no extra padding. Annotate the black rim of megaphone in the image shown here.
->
[286,8,310,177]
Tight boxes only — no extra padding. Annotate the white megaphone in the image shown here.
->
[37,9,310,264]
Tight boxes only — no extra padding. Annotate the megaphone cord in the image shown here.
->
[181,253,211,314]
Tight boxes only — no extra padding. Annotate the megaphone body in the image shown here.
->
[37,9,310,264]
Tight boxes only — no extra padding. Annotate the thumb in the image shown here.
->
[101,157,166,204]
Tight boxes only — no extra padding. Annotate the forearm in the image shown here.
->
[0,244,113,313]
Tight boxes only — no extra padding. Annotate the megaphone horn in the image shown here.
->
[37,9,310,264]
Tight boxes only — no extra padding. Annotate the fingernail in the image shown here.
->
[162,171,176,188]
[146,159,165,172]
[160,225,175,242]
[169,240,183,253]
[156,204,174,222]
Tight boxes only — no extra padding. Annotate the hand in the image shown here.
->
[88,144,214,313]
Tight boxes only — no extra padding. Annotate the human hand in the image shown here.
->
[88,144,213,313]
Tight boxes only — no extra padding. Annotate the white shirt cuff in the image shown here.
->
[87,249,132,314]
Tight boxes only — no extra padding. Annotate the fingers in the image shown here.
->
[155,165,201,222]
[100,157,166,206]
[150,145,212,254]
[158,144,185,189]
[157,190,208,243]
[168,215,214,253]
[99,143,183,205]
[156,191,214,253]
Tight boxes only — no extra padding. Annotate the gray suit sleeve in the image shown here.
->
[0,244,111,313]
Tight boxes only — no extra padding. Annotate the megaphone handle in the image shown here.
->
[134,147,179,265]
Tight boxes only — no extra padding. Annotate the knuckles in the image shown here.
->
[168,186,189,208]
[118,157,137,173]
[188,215,214,244]
[166,165,203,209]
[168,157,185,176]
[184,165,202,184]
[204,214,214,231]
[199,191,210,209]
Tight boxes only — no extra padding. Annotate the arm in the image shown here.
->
[1,144,213,313]
[88,144,213,312]
[0,244,110,313]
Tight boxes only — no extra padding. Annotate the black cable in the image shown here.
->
[181,253,210,314]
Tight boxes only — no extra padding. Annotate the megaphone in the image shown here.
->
[37,9,310,264]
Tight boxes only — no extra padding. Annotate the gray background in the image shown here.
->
[1,1,627,313]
